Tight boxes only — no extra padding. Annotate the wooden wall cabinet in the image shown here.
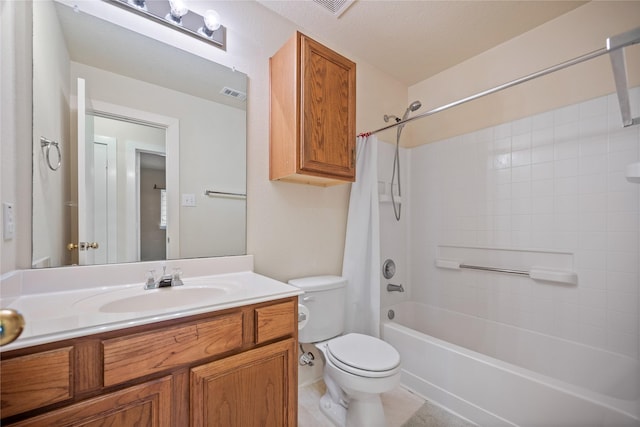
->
[270,31,357,186]
[0,297,298,426]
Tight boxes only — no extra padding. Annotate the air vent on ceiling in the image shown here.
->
[311,0,356,17]
[220,87,247,101]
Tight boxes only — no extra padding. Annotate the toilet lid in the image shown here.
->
[326,333,400,376]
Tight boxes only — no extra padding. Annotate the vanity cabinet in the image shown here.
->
[270,31,356,186]
[0,297,297,426]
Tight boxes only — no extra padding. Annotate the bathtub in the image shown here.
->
[382,301,640,426]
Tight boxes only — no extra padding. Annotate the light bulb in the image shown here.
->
[166,0,188,24]
[203,9,221,32]
[128,0,147,11]
[169,0,188,18]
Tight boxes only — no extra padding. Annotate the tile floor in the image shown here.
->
[298,380,428,427]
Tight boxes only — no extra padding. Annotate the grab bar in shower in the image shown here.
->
[435,259,577,285]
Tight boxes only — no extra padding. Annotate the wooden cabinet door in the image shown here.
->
[300,34,356,181]
[11,377,172,427]
[191,339,297,427]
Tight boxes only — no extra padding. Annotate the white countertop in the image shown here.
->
[1,270,302,352]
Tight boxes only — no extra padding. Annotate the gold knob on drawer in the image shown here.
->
[0,309,25,346]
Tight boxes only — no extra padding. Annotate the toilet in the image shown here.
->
[290,276,401,427]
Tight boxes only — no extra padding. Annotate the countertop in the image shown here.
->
[1,270,302,352]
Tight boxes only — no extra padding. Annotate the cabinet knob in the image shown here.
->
[0,309,25,346]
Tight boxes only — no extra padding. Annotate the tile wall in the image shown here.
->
[407,88,640,358]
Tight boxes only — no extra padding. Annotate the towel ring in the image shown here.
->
[40,137,61,171]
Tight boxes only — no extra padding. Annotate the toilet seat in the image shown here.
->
[326,333,401,378]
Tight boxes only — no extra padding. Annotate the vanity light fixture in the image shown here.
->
[106,0,226,50]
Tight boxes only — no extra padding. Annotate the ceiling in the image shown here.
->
[257,0,587,86]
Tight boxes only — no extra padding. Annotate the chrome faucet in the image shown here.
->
[386,283,404,292]
[145,266,183,289]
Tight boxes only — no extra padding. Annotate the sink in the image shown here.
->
[72,282,239,314]
[98,287,229,313]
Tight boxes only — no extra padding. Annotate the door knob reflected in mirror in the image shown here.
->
[67,242,100,251]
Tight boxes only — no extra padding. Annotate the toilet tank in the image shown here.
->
[289,275,347,343]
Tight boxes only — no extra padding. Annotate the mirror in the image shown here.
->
[32,0,247,268]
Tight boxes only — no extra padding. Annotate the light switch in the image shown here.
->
[3,202,15,240]
[181,193,197,207]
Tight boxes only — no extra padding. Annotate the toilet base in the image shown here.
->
[319,390,387,427]
[319,392,346,427]
[345,393,386,427]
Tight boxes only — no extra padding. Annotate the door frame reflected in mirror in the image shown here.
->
[87,100,180,264]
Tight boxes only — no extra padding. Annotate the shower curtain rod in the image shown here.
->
[358,26,640,138]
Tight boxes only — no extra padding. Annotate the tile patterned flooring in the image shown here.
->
[298,380,426,427]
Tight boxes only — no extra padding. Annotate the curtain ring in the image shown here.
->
[40,137,61,171]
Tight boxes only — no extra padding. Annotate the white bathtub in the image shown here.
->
[382,301,640,426]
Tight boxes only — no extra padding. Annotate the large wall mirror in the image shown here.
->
[32,0,247,268]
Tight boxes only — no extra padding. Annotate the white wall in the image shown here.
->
[1,0,32,275]
[409,88,640,359]
[31,0,71,268]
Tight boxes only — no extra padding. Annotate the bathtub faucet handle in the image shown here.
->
[387,283,404,292]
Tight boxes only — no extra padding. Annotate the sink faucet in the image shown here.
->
[386,283,404,293]
[145,266,183,289]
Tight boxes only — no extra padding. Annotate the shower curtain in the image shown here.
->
[342,134,381,337]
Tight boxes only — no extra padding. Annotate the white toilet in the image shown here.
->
[290,275,401,427]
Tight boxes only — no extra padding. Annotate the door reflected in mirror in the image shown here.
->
[32,0,247,268]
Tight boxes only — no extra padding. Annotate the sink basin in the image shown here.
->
[72,282,239,314]
[98,287,229,313]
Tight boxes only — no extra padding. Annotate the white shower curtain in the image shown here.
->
[342,134,381,337]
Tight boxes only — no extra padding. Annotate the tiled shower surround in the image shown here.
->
[406,88,640,359]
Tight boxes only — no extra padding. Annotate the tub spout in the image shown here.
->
[387,283,404,292]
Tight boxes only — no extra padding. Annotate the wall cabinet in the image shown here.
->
[0,297,297,426]
[270,31,356,186]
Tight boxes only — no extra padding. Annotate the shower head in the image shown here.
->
[402,100,422,120]
[385,100,421,124]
